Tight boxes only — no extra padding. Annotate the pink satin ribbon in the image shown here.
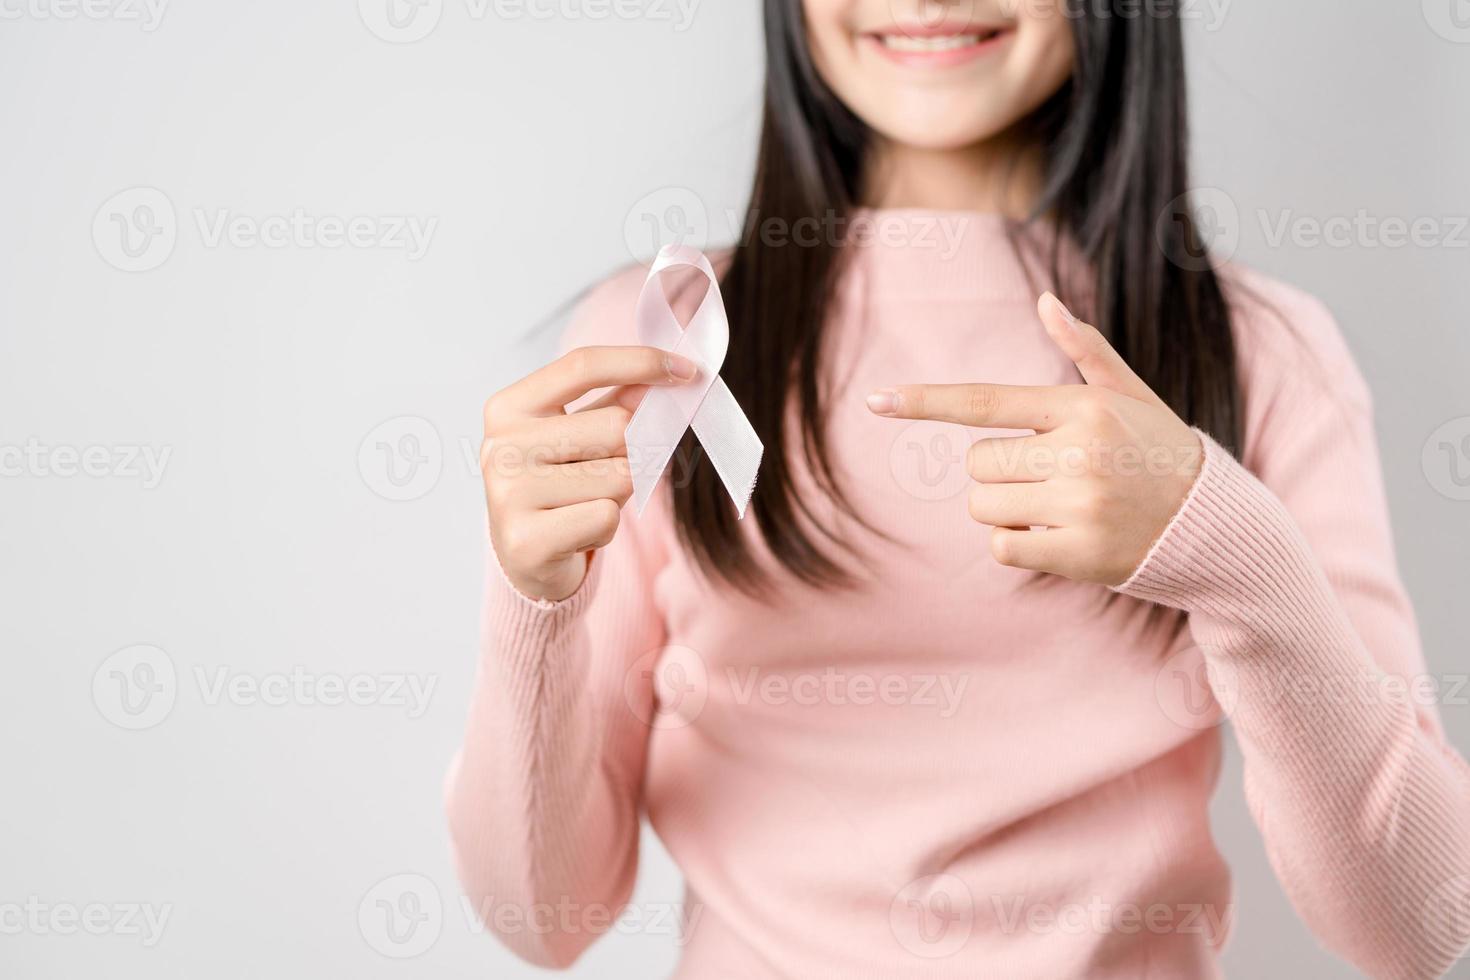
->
[625,245,763,518]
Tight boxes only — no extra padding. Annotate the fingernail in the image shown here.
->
[665,354,698,381]
[1047,292,1080,330]
[866,389,899,416]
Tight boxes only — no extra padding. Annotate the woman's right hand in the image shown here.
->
[481,345,699,601]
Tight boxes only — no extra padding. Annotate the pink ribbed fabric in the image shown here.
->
[446,212,1470,979]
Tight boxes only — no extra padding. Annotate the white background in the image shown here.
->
[2,1,1468,977]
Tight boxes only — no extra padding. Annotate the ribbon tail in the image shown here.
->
[690,379,763,519]
[625,385,690,517]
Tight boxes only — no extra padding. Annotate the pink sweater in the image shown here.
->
[446,213,1470,978]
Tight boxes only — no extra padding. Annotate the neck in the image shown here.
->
[861,133,1044,219]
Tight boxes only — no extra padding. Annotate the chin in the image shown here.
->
[865,103,1020,152]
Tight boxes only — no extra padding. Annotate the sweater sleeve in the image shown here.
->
[444,521,665,967]
[444,268,668,968]
[1114,304,1470,978]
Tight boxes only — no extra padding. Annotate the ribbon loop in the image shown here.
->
[624,245,763,518]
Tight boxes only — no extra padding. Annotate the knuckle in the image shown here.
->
[966,385,999,421]
[484,475,514,512]
[564,345,595,378]
[1078,485,1111,520]
[482,393,505,434]
[967,484,988,523]
[990,529,1018,566]
[520,433,560,470]
[486,436,529,479]
[497,521,539,569]
[606,405,634,433]
[1080,534,1115,578]
[611,462,634,499]
[591,497,622,536]
[1076,390,1114,426]
[965,440,985,478]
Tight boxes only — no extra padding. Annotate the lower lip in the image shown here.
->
[864,30,1014,68]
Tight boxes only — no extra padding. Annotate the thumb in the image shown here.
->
[1037,292,1160,404]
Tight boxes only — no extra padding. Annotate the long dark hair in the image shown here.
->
[672,0,1241,593]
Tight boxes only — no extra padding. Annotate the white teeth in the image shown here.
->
[879,33,986,52]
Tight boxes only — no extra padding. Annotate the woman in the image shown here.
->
[447,1,1470,976]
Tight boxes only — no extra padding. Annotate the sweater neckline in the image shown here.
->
[840,207,1081,305]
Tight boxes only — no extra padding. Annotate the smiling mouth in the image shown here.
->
[866,25,1015,64]
[876,29,1006,52]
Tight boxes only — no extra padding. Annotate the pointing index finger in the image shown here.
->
[866,383,1076,430]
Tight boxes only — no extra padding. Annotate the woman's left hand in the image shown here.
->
[867,292,1205,587]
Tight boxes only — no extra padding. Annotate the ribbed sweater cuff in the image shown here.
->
[1113,430,1415,806]
[484,535,601,660]
[1113,429,1344,653]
